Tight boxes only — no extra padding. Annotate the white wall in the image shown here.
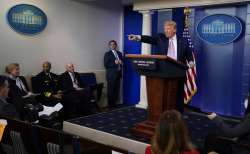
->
[133,0,248,10]
[0,0,123,76]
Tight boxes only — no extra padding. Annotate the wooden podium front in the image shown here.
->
[126,54,188,138]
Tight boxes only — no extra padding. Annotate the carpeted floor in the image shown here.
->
[66,106,234,150]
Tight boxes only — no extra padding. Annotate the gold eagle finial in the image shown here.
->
[184,7,191,28]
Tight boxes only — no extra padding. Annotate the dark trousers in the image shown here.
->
[107,77,121,108]
[62,89,91,118]
[204,131,233,154]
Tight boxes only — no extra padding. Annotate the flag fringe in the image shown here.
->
[184,88,197,104]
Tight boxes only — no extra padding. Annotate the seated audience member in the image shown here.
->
[5,63,61,123]
[204,93,250,154]
[145,110,199,154]
[35,61,62,106]
[60,63,93,117]
[6,63,38,104]
[0,75,19,119]
[61,63,86,92]
[5,63,39,120]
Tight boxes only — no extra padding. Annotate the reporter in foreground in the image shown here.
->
[145,110,199,154]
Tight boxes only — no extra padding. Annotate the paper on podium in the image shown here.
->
[0,119,7,142]
[38,103,63,116]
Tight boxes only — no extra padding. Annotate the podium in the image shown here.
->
[126,54,188,138]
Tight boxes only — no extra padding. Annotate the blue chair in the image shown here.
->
[79,73,104,103]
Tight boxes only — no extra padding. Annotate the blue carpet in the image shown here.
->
[67,107,222,149]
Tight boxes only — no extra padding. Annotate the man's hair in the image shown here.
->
[109,40,117,46]
[43,61,51,68]
[0,75,7,88]
[164,20,177,29]
[5,63,19,74]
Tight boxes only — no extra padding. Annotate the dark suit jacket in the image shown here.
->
[7,76,38,120]
[60,71,85,92]
[19,76,29,90]
[213,114,250,139]
[0,97,19,119]
[213,114,250,153]
[141,34,193,63]
[35,72,61,94]
[8,76,29,98]
[104,50,123,80]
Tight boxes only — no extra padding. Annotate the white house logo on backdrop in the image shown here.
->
[197,14,242,44]
[7,4,47,35]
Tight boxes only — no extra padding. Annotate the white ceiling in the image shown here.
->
[72,0,134,5]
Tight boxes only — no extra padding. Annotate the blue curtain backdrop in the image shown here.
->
[123,6,158,105]
[123,6,142,105]
[189,5,250,117]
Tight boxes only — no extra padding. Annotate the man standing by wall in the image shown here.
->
[104,40,123,109]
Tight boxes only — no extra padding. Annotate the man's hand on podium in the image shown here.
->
[128,34,141,41]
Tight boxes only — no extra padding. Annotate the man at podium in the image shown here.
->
[128,20,194,112]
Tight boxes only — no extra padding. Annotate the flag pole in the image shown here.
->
[183,7,197,104]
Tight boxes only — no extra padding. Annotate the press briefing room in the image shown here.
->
[0,0,249,154]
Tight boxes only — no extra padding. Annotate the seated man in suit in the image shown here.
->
[60,63,93,117]
[5,63,61,123]
[204,93,250,154]
[34,61,62,107]
[61,63,85,92]
[0,75,19,119]
[6,63,39,103]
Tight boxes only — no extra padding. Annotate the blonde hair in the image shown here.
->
[164,20,177,29]
[5,63,19,74]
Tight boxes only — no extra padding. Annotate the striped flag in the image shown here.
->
[182,26,197,104]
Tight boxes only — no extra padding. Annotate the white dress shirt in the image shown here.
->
[167,34,178,60]
[16,77,28,93]
[68,72,80,89]
[112,50,122,70]
[112,50,120,61]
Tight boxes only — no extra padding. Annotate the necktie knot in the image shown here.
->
[16,77,27,94]
[113,50,119,60]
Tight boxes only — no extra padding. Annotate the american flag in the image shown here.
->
[182,26,197,104]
